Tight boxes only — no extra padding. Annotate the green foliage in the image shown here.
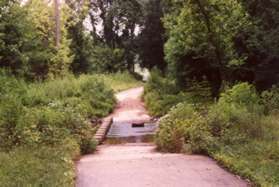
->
[144,70,212,116]
[156,103,195,152]
[155,82,279,186]
[2,71,135,151]
[163,0,251,94]
[99,72,143,92]
[239,0,279,89]
[89,45,125,73]
[137,0,166,71]
[261,86,279,114]
[26,0,73,79]
[217,83,263,116]
[87,0,143,73]
[0,0,73,80]
[0,72,116,185]
[144,73,185,116]
[212,113,279,186]
[0,144,78,187]
[156,103,214,153]
[207,83,264,141]
[219,83,261,108]
[80,77,115,117]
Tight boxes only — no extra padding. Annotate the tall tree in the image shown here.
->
[87,0,143,72]
[163,0,250,95]
[54,0,61,47]
[0,0,53,79]
[234,0,279,90]
[65,0,93,73]
[137,0,166,71]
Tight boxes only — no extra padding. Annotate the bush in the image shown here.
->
[16,107,68,146]
[0,73,27,150]
[144,71,187,116]
[0,145,78,187]
[144,71,212,116]
[155,82,279,186]
[96,72,143,92]
[0,75,113,151]
[0,71,144,185]
[81,77,115,117]
[89,45,125,73]
[208,83,264,140]
[156,103,214,153]
[261,85,279,114]
[80,138,98,155]
[218,83,263,114]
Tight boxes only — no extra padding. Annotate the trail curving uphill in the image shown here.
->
[76,87,248,187]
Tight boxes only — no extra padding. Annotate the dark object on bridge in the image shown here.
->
[132,122,145,128]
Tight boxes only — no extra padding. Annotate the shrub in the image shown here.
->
[97,72,143,92]
[80,138,98,155]
[0,72,118,186]
[207,83,265,140]
[16,107,68,146]
[0,73,115,152]
[81,77,116,117]
[0,145,77,187]
[89,45,125,73]
[218,83,263,114]
[261,85,279,114]
[156,103,214,153]
[0,97,25,150]
[155,82,279,186]
[144,71,186,116]
[0,74,27,150]
[0,72,27,98]
[144,71,212,116]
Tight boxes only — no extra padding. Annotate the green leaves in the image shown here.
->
[0,0,73,80]
[163,0,252,93]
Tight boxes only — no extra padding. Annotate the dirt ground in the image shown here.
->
[76,87,248,187]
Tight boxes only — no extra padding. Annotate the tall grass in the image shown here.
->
[94,72,143,92]
[154,82,279,186]
[0,72,119,186]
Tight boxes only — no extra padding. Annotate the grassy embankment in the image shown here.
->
[144,72,279,186]
[0,72,141,186]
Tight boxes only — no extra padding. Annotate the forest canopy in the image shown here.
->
[1,0,279,94]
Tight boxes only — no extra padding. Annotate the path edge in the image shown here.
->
[94,116,113,145]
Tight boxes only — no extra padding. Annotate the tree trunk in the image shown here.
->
[54,0,61,48]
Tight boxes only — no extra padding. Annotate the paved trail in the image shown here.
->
[76,87,248,187]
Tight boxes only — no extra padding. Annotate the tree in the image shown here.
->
[137,0,166,72]
[26,0,73,78]
[54,0,61,47]
[163,0,250,96]
[65,0,94,73]
[86,0,143,73]
[0,0,52,79]
[234,0,279,90]
[0,0,73,79]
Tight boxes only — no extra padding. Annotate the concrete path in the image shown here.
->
[76,87,248,187]
[107,87,157,138]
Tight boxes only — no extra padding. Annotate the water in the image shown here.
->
[106,121,157,143]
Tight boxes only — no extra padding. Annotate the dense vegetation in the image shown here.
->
[0,71,119,185]
[145,73,279,186]
[163,0,279,94]
[142,1,279,185]
[0,0,145,185]
[1,0,279,186]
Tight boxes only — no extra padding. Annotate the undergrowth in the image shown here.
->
[0,71,118,186]
[154,81,279,186]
